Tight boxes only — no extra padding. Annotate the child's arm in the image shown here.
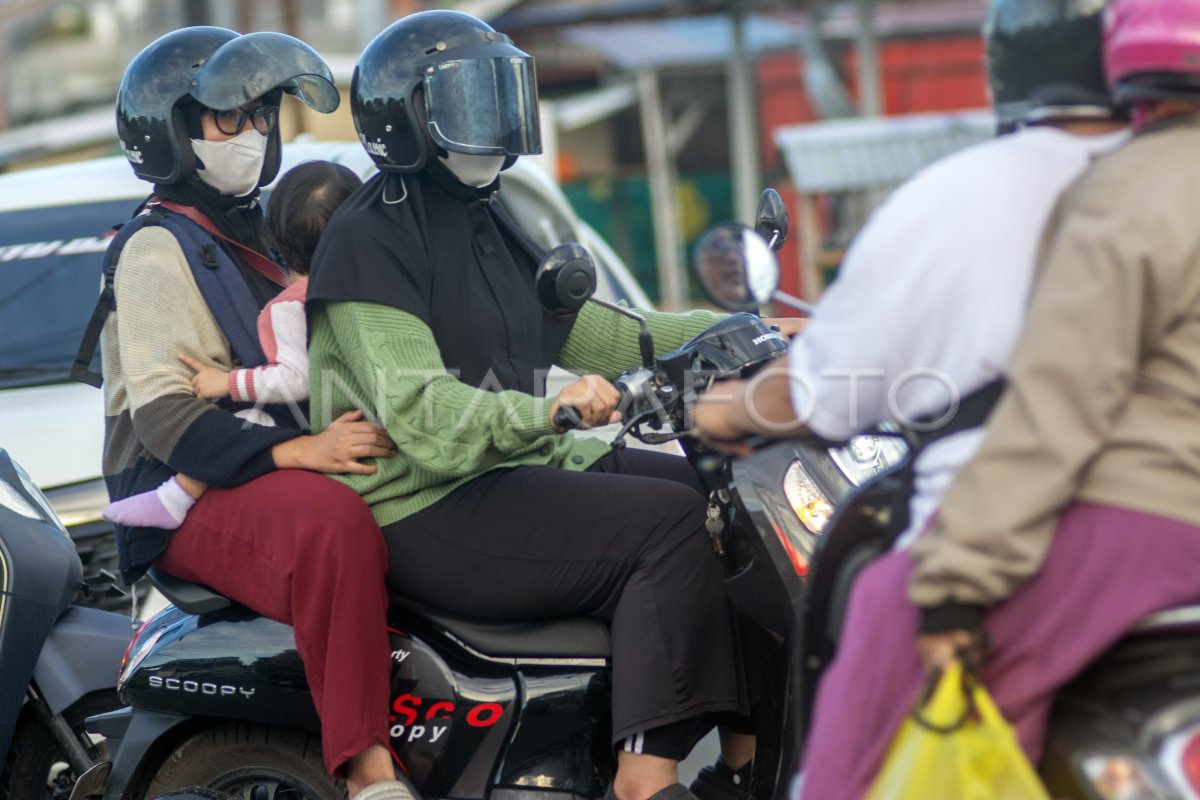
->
[226,297,309,405]
[178,354,232,399]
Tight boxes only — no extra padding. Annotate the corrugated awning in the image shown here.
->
[774,109,996,194]
[560,13,805,71]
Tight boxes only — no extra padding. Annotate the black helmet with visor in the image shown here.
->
[985,0,1119,133]
[352,10,542,173]
[117,27,339,185]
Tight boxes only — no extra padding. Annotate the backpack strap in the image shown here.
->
[70,210,164,387]
[904,377,1006,452]
[158,215,268,370]
[71,209,270,388]
[155,200,290,288]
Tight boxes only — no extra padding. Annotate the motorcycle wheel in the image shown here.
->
[145,724,342,800]
[1,690,123,800]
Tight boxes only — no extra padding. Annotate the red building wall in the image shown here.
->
[757,34,988,298]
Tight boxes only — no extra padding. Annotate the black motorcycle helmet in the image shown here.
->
[985,0,1120,132]
[116,27,340,186]
[351,10,542,174]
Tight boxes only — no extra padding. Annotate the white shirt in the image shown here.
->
[788,125,1129,547]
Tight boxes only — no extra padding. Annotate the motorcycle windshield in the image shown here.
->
[424,56,542,156]
[190,31,339,113]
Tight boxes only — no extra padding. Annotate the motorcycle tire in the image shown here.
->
[0,689,123,800]
[145,723,342,800]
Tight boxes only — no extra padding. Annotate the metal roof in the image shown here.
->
[496,0,982,29]
[535,0,985,72]
[496,0,791,30]
[774,108,996,194]
[560,13,806,71]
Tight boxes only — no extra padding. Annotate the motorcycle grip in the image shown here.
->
[553,405,585,430]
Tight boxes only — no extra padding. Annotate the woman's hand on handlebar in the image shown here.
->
[693,381,755,456]
[693,362,807,453]
[273,410,397,474]
[551,375,621,431]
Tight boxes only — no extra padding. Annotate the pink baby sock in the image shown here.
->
[102,476,197,530]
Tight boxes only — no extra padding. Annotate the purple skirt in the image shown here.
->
[799,502,1200,800]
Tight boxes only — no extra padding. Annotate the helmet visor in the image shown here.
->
[191,31,339,114]
[424,56,541,156]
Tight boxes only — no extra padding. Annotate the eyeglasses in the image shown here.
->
[211,105,278,136]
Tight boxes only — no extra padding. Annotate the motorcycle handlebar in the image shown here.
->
[553,382,634,431]
[552,405,585,431]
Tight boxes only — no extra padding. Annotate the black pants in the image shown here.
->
[383,448,744,753]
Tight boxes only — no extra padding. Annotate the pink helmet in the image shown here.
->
[1105,0,1200,101]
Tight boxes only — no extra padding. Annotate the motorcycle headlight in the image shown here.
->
[0,477,41,521]
[783,460,834,535]
[1078,752,1169,800]
[10,460,69,535]
[830,433,908,487]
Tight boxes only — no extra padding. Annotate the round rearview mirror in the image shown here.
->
[537,243,597,315]
[694,223,780,312]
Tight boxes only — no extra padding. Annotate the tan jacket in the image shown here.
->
[910,114,1200,610]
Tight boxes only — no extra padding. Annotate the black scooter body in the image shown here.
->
[0,449,133,791]
[0,454,85,760]
[109,591,616,800]
[1040,619,1200,797]
[82,316,799,800]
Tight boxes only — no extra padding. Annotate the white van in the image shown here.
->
[0,142,650,607]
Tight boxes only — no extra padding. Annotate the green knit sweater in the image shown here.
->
[308,300,722,527]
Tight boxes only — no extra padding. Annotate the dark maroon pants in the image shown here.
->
[157,469,391,777]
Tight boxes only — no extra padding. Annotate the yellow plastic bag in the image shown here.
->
[865,662,1051,800]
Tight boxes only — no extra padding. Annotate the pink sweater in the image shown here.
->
[228,278,309,404]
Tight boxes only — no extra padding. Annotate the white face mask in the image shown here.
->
[439,150,506,188]
[191,129,269,197]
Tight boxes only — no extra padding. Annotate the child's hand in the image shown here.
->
[178,354,231,400]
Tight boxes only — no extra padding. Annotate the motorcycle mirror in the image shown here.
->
[537,243,597,315]
[755,189,789,252]
[694,223,780,313]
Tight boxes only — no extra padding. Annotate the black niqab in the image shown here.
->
[306,164,576,394]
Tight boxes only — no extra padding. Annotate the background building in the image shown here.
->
[0,0,992,305]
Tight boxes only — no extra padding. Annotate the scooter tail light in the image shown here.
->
[119,619,150,674]
[118,622,169,691]
[771,521,808,577]
[1181,731,1200,793]
[1155,719,1200,797]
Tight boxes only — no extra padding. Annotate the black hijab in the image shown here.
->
[307,161,576,393]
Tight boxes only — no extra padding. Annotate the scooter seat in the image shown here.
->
[146,568,613,662]
[146,567,232,615]
[391,595,612,662]
[1128,603,1200,637]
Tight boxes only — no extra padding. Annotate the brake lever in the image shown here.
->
[638,430,685,445]
[610,411,656,449]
